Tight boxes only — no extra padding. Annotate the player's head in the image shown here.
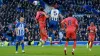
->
[39,7,44,11]
[68,12,73,17]
[90,22,94,26]
[20,17,24,22]
[53,2,58,9]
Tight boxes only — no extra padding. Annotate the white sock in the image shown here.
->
[22,50,24,51]
[72,49,75,52]
[64,48,66,50]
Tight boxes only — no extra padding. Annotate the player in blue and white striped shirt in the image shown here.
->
[49,3,63,31]
[15,17,29,53]
[48,3,63,44]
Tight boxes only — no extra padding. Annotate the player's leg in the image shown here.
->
[89,39,92,51]
[72,39,76,55]
[64,38,69,55]
[48,28,52,45]
[38,32,44,46]
[38,25,45,46]
[89,36,94,51]
[38,39,42,46]
[21,36,25,53]
[48,37,52,45]
[15,42,19,53]
[72,32,77,55]
[90,40,94,48]
[41,36,46,47]
[39,30,47,47]
[88,40,90,45]
[64,32,70,55]
[87,40,90,48]
[87,35,90,48]
[15,36,19,53]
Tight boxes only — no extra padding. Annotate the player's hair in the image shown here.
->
[68,12,73,17]
[52,2,58,8]
[39,7,44,11]
[20,17,24,20]
[53,2,57,6]
[90,22,95,25]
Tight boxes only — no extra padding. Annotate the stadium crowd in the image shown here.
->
[0,0,100,42]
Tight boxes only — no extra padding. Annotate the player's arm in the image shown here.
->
[43,12,49,18]
[59,14,64,20]
[58,10,64,20]
[86,26,90,35]
[35,12,39,23]
[75,19,78,32]
[61,19,65,30]
[36,12,39,20]
[94,26,97,34]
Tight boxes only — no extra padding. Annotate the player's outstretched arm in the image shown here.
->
[35,12,39,23]
[59,14,64,20]
[61,19,65,30]
[43,12,49,18]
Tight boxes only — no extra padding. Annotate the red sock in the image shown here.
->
[88,41,90,45]
[73,41,76,49]
[90,41,93,48]
[65,41,68,48]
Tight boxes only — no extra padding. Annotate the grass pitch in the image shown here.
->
[0,46,99,56]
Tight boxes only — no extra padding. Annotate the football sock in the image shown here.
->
[16,43,18,52]
[73,40,76,49]
[21,43,24,51]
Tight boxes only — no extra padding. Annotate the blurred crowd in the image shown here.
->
[0,0,100,42]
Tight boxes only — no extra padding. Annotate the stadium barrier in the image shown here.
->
[0,41,98,46]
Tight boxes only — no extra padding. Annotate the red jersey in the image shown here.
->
[88,26,97,35]
[61,17,78,32]
[36,11,47,25]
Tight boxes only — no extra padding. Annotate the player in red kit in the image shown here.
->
[87,22,97,51]
[36,7,49,47]
[61,13,78,55]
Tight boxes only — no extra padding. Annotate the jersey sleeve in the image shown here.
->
[15,23,20,28]
[36,12,40,20]
[75,18,78,28]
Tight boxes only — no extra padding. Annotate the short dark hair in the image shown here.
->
[68,12,73,17]
[53,2,57,6]
[39,7,44,11]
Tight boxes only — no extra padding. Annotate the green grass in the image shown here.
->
[0,46,99,56]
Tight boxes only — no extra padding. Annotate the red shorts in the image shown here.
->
[39,24,48,41]
[88,34,95,41]
[66,31,76,39]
